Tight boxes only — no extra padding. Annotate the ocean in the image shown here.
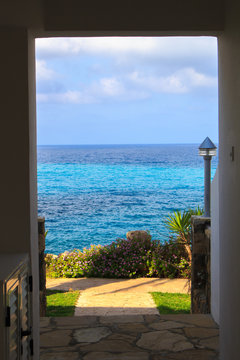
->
[37,144,218,254]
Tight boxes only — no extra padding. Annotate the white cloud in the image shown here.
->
[128,68,217,94]
[37,67,216,104]
[128,71,187,93]
[99,78,124,96]
[36,60,56,80]
[36,37,217,104]
[37,91,94,104]
[37,75,148,104]
[36,37,217,65]
[181,68,217,87]
[36,37,157,58]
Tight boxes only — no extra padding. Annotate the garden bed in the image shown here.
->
[46,236,189,279]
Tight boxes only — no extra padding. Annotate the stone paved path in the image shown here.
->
[46,278,189,316]
[40,314,219,359]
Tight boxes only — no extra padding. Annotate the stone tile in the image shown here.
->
[55,316,98,327]
[184,327,219,339]
[194,343,206,349]
[40,317,50,328]
[171,329,184,335]
[173,341,194,352]
[149,321,188,331]
[137,330,193,352]
[117,323,150,334]
[200,336,219,351]
[159,315,217,328]
[40,330,72,347]
[107,333,136,343]
[100,315,144,324]
[73,327,112,343]
[40,328,55,334]
[76,308,154,317]
[80,339,136,352]
[144,314,162,323]
[40,352,80,360]
[95,307,158,316]
[153,349,217,359]
[54,325,95,330]
[40,312,219,360]
[48,346,81,352]
[83,351,149,360]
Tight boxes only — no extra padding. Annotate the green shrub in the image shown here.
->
[148,239,189,278]
[45,206,203,279]
[46,236,189,279]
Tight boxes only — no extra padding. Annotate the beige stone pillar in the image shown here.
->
[38,217,46,317]
[191,216,211,314]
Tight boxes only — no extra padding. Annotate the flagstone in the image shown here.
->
[40,317,51,328]
[73,327,112,343]
[144,314,162,323]
[40,353,79,360]
[83,351,149,360]
[184,327,219,339]
[159,315,217,328]
[117,323,150,333]
[54,316,98,327]
[100,315,144,324]
[107,333,137,343]
[42,276,219,359]
[137,330,193,352]
[48,346,81,352]
[199,336,219,351]
[40,328,55,333]
[149,320,191,331]
[40,314,219,359]
[154,349,217,359]
[80,339,136,352]
[40,330,72,347]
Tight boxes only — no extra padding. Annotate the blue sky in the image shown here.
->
[36,37,218,145]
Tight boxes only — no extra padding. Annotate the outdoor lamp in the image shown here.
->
[199,137,217,217]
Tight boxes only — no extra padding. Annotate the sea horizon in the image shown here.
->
[38,142,218,146]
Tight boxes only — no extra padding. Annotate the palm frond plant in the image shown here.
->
[188,206,204,217]
[164,207,203,267]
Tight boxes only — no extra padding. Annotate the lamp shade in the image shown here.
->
[199,137,217,156]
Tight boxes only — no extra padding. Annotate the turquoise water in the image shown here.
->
[38,144,217,254]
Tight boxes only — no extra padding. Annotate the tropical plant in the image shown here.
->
[164,207,203,266]
[188,206,204,217]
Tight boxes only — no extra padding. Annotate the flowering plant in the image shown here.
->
[46,235,189,279]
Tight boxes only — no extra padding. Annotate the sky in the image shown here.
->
[36,37,218,145]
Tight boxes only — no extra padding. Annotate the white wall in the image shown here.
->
[218,1,240,358]
[211,167,220,324]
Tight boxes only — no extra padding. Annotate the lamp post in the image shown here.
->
[199,137,217,217]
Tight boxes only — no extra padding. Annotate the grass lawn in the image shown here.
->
[46,289,80,317]
[151,292,191,314]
